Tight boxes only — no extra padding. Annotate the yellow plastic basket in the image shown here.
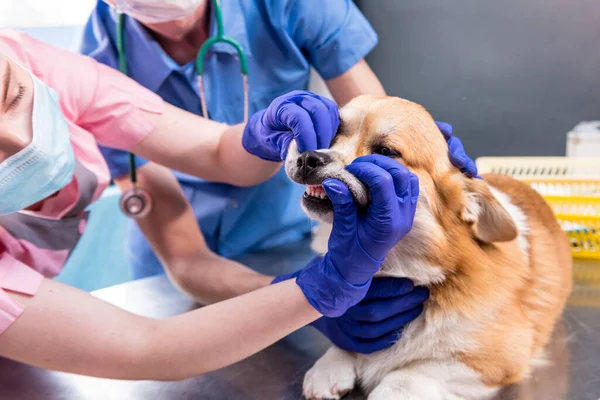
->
[476,157,600,180]
[476,157,600,260]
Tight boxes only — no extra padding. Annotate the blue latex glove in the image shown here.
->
[435,121,479,178]
[289,155,420,317]
[242,90,339,162]
[273,273,429,354]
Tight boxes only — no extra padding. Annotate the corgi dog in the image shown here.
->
[284,95,572,400]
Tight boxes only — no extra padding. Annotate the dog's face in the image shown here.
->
[285,95,518,282]
[285,95,452,223]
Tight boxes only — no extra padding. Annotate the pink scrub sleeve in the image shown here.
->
[76,63,165,149]
[0,30,164,150]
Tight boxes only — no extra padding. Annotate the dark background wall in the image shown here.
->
[355,0,600,158]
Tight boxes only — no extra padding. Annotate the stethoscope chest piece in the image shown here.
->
[120,187,152,219]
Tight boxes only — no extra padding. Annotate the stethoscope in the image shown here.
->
[115,0,249,218]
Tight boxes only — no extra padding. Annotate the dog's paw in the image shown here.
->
[303,347,357,400]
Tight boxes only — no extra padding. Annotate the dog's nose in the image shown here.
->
[297,151,332,179]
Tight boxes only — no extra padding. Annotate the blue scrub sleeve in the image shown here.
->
[80,4,102,57]
[98,146,149,179]
[286,0,379,80]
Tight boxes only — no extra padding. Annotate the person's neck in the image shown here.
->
[153,6,211,66]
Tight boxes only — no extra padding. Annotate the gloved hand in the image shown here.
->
[273,273,429,354]
[242,90,339,162]
[285,155,420,317]
[435,121,479,178]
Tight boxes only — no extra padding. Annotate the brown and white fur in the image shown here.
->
[284,95,572,400]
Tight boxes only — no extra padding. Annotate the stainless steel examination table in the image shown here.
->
[0,240,598,400]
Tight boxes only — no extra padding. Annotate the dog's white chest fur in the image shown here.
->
[356,308,480,394]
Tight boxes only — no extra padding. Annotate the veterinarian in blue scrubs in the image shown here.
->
[78,0,478,355]
[81,0,387,279]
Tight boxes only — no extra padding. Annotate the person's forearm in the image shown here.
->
[114,163,273,304]
[140,279,317,379]
[0,279,319,381]
[215,123,281,186]
[168,253,273,304]
[132,103,279,186]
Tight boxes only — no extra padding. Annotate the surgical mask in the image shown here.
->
[0,70,75,216]
[113,0,205,23]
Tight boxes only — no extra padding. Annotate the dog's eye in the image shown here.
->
[373,146,401,158]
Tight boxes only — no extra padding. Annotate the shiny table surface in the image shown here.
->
[0,241,599,400]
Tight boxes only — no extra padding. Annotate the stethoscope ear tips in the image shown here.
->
[120,187,152,219]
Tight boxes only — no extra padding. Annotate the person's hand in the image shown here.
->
[277,155,419,317]
[329,155,420,284]
[313,278,428,353]
[435,121,479,178]
[273,273,429,354]
[242,90,339,162]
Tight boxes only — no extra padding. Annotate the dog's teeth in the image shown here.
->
[305,185,329,200]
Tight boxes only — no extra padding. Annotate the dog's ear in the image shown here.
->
[460,179,518,243]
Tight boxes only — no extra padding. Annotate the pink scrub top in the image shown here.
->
[0,31,164,334]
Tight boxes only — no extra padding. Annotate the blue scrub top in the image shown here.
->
[80,0,378,261]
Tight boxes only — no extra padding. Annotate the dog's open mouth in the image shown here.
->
[283,147,370,220]
[303,184,333,213]
[301,177,370,219]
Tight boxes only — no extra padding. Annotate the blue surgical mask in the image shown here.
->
[0,70,75,215]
